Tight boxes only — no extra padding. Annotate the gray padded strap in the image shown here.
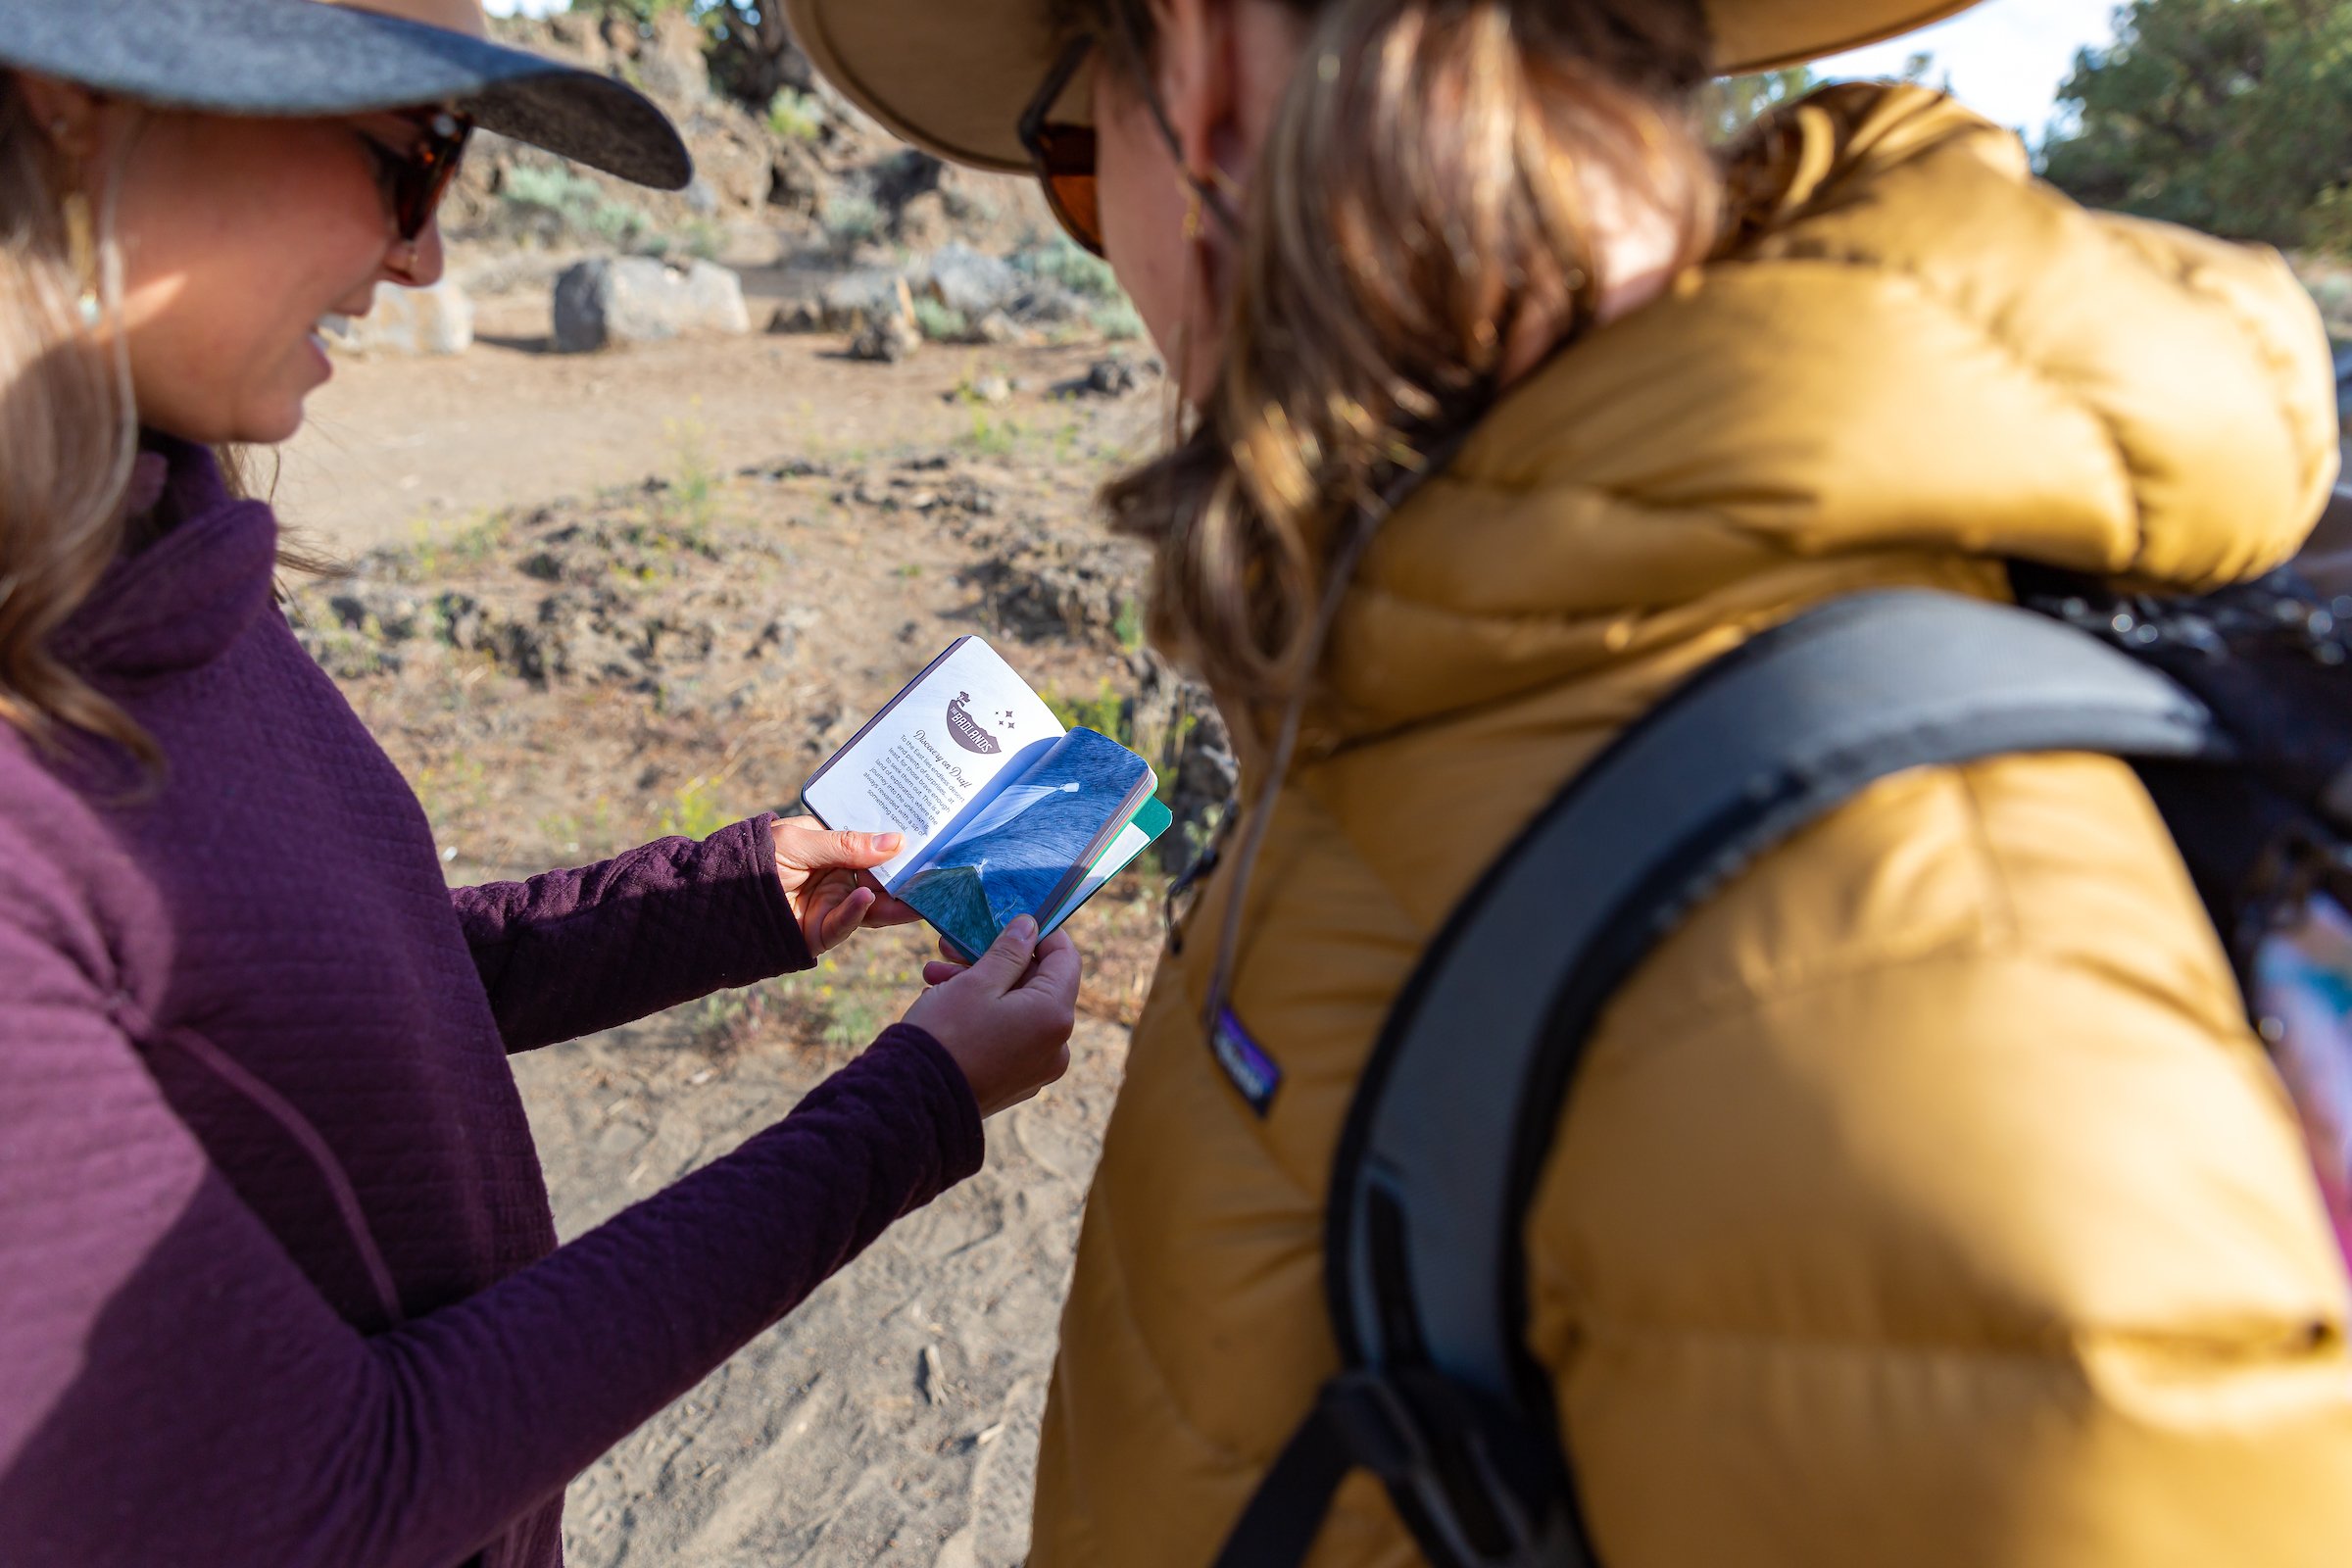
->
[1330,589,2227,1415]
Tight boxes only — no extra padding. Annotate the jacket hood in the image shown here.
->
[1318,84,2339,740]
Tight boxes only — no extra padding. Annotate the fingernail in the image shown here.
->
[1008,914,1037,940]
[874,833,903,854]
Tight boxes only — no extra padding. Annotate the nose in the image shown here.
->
[383,216,447,288]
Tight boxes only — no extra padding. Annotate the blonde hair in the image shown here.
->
[0,75,158,771]
[1068,0,1722,708]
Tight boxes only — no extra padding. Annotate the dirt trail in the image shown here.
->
[281,303,1151,558]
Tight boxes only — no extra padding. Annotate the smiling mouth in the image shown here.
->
[314,306,368,342]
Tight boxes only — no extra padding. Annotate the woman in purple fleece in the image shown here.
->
[0,3,1083,1565]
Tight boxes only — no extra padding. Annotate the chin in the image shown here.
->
[236,399,309,448]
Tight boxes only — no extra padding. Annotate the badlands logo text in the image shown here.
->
[945,693,1002,755]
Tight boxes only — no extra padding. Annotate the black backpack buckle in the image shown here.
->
[1320,1370,1580,1568]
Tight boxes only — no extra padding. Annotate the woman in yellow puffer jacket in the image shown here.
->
[791,0,2352,1560]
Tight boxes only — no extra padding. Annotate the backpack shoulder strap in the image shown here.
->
[1216,589,2226,1568]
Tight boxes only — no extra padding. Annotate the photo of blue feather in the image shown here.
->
[900,728,1154,959]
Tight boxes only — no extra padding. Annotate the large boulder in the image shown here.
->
[552,258,752,353]
[799,251,1024,337]
[847,308,917,367]
[849,279,922,364]
[813,268,911,330]
[320,278,473,358]
[919,243,1019,318]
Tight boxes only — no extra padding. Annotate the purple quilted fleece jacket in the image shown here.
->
[0,440,985,1568]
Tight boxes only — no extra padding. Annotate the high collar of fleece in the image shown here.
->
[57,435,281,681]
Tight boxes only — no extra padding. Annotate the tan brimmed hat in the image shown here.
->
[786,0,1985,173]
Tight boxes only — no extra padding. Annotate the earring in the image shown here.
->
[1165,182,1209,450]
[51,120,103,329]
[62,190,100,328]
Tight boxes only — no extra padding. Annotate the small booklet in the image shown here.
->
[802,636,1170,960]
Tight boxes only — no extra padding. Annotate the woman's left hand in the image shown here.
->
[769,817,923,956]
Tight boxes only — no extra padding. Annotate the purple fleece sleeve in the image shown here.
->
[453,815,809,1052]
[0,936,983,1568]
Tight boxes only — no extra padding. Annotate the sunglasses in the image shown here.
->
[355,107,472,243]
[1018,36,1103,256]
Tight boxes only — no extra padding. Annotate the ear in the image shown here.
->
[11,72,106,162]
[1148,0,1245,186]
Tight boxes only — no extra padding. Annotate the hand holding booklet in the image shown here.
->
[803,637,1170,960]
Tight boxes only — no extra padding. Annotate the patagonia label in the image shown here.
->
[1209,1006,1281,1118]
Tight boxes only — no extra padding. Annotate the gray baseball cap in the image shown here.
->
[0,0,691,190]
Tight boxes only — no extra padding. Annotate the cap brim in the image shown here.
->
[786,0,1990,174]
[0,0,692,189]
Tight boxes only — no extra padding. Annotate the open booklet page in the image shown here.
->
[803,637,1171,956]
[897,728,1154,960]
[801,636,1064,887]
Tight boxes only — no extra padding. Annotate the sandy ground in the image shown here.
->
[515,1012,1130,1568]
[286,307,1168,1567]
[280,290,1156,557]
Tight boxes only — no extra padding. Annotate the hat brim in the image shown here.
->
[0,0,692,190]
[786,0,1987,175]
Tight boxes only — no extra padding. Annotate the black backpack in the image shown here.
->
[1213,564,2352,1568]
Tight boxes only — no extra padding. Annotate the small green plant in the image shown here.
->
[501,162,659,252]
[638,218,724,264]
[961,406,1019,460]
[823,996,884,1051]
[912,297,969,343]
[591,201,657,253]
[687,973,796,1055]
[502,163,601,214]
[1045,677,1133,745]
[400,510,509,582]
[302,621,393,680]
[660,776,733,841]
[653,418,722,553]
[1013,236,1124,302]
[587,0,698,19]
[823,192,884,247]
[1091,296,1146,342]
[447,511,510,566]
[1113,597,1145,652]
[766,87,825,143]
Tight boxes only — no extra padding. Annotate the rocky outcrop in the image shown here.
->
[553,258,753,352]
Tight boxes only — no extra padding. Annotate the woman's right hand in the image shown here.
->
[902,915,1080,1116]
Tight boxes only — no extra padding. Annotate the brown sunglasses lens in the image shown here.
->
[1048,172,1102,257]
[399,161,448,240]
[394,115,470,241]
[1025,122,1102,256]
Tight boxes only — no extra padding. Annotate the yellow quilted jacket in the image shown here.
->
[1029,86,2352,1568]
